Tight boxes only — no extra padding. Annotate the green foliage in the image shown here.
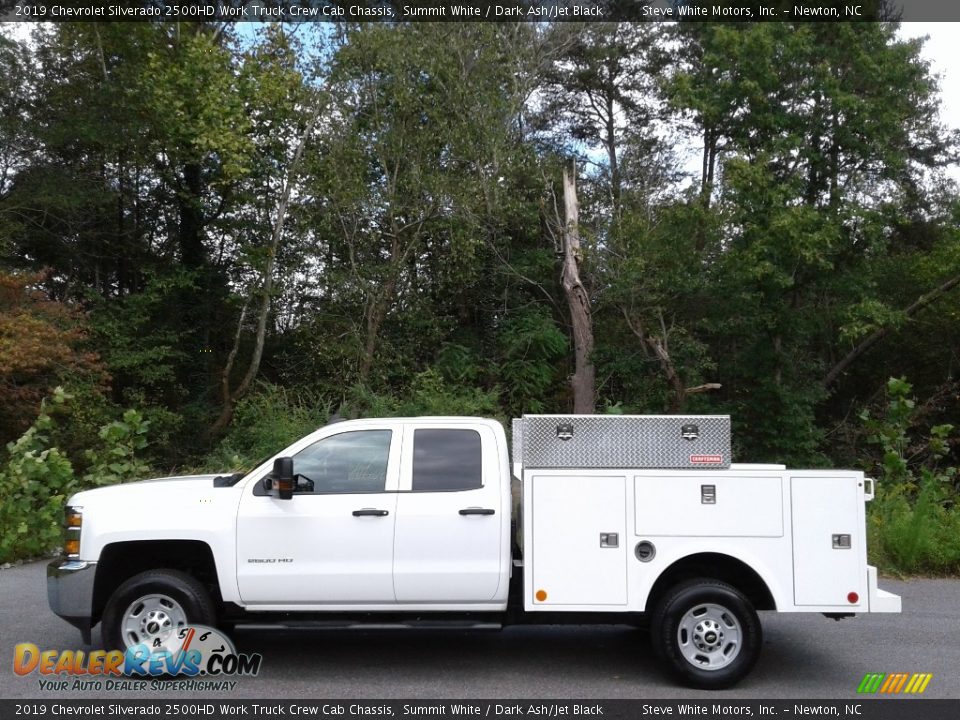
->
[81,410,151,488]
[86,270,196,393]
[0,389,75,563]
[202,370,498,472]
[0,389,152,563]
[344,370,502,421]
[142,29,253,182]
[201,383,332,472]
[43,379,122,473]
[862,378,960,574]
[498,307,567,414]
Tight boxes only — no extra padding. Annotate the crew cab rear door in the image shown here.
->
[392,422,505,603]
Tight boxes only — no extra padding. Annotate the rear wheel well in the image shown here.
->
[93,541,222,624]
[646,553,776,613]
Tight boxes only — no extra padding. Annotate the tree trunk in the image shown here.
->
[359,265,399,384]
[211,104,322,436]
[700,124,717,209]
[560,162,596,414]
[621,307,721,412]
[178,162,206,269]
[604,95,621,220]
[696,124,718,252]
[356,214,429,384]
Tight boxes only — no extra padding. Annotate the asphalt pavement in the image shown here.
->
[1,559,956,700]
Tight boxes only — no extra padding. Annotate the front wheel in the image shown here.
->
[101,569,216,652]
[650,579,762,689]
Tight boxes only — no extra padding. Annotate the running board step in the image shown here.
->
[237,621,503,631]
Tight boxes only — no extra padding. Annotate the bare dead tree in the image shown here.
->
[559,161,596,414]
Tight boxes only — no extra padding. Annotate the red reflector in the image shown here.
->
[847,592,859,604]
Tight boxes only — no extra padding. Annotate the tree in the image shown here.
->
[537,23,663,220]
[667,22,957,461]
[0,34,30,257]
[0,271,106,444]
[213,28,326,435]
[308,24,546,389]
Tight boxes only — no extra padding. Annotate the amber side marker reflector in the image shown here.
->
[535,589,547,602]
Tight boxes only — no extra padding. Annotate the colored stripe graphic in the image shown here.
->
[892,673,909,693]
[857,673,885,693]
[910,674,933,694]
[879,674,899,693]
[857,673,932,694]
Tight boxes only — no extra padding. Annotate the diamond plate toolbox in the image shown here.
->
[515,414,731,469]
[511,418,523,462]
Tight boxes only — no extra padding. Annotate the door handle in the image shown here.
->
[459,507,495,516]
[352,508,389,517]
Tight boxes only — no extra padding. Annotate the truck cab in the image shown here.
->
[234,417,511,609]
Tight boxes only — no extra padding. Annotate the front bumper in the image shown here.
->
[47,559,98,644]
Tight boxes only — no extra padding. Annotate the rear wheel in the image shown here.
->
[101,569,216,652]
[650,579,762,689]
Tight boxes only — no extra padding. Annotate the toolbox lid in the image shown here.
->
[513,414,731,469]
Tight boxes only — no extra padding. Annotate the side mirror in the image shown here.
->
[264,457,295,500]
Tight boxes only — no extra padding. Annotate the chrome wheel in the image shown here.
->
[677,602,742,670]
[120,593,187,651]
[103,570,216,654]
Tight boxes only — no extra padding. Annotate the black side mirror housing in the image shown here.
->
[264,457,295,500]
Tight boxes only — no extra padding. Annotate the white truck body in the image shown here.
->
[47,414,900,688]
[523,466,895,614]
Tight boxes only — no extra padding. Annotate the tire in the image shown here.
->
[650,579,762,690]
[101,569,216,653]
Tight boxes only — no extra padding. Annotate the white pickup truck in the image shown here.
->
[48,414,900,688]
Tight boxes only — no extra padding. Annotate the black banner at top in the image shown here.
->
[0,0,951,23]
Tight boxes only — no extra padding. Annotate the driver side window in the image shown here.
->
[293,430,392,494]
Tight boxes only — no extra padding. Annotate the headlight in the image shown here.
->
[63,506,82,559]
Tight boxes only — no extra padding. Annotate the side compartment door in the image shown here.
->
[530,474,628,606]
[236,427,401,604]
[791,475,866,606]
[393,425,505,603]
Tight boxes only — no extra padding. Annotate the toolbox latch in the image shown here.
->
[600,533,619,548]
[701,484,717,504]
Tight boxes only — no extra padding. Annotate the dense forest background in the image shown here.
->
[1,21,958,569]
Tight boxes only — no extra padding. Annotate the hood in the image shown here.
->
[67,473,234,507]
[135,473,226,485]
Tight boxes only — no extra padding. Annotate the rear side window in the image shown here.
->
[412,429,482,492]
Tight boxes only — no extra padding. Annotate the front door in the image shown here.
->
[236,426,401,604]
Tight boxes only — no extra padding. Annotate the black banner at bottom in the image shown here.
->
[1,700,958,720]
